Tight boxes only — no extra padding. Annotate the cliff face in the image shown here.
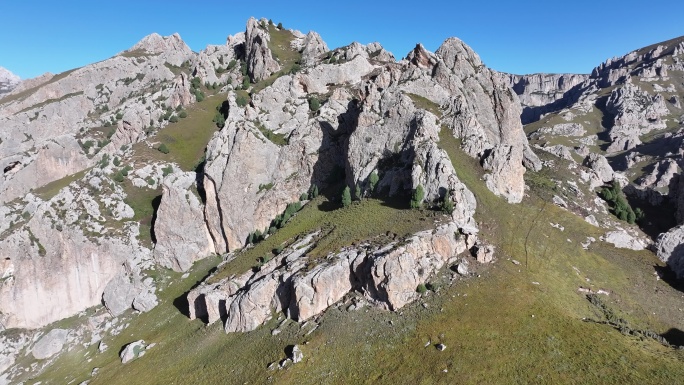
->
[0,67,20,98]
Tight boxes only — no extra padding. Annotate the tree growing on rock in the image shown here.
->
[341,186,351,208]
[410,185,424,209]
[369,171,379,195]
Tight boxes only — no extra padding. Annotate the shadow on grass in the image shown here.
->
[173,266,219,321]
[662,328,684,347]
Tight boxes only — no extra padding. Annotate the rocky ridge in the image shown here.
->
[504,36,684,275]
[1,17,539,382]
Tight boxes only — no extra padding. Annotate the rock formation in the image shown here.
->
[0,67,20,97]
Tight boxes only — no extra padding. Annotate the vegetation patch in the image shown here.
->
[406,93,441,116]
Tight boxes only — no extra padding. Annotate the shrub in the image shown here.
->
[300,193,308,201]
[416,283,427,294]
[227,59,237,71]
[169,115,179,123]
[308,96,320,112]
[236,95,248,107]
[600,181,637,224]
[410,185,425,209]
[113,157,121,167]
[178,111,188,118]
[242,77,250,90]
[355,185,362,201]
[158,143,170,154]
[369,171,379,194]
[113,171,125,183]
[213,112,225,128]
[341,186,352,208]
[441,193,454,214]
[162,165,174,177]
[308,184,319,199]
[277,22,283,29]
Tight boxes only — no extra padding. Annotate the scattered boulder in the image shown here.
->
[456,260,470,276]
[475,243,495,263]
[436,343,447,351]
[120,340,147,364]
[290,345,303,364]
[32,329,68,359]
[603,230,647,250]
[656,225,684,278]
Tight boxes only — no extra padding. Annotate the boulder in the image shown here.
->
[31,329,68,359]
[603,230,647,250]
[290,345,303,364]
[583,154,614,184]
[120,340,147,364]
[655,225,684,278]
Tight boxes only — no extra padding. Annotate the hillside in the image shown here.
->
[1,18,684,385]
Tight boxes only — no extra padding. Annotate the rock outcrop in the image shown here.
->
[153,170,215,272]
[0,67,20,97]
[120,340,147,364]
[656,225,684,278]
[189,221,472,333]
[31,329,68,359]
[245,17,280,82]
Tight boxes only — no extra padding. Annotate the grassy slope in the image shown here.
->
[25,128,684,384]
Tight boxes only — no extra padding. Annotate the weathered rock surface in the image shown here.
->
[102,266,157,316]
[190,221,471,333]
[245,17,280,82]
[120,340,146,364]
[301,31,329,67]
[31,329,68,359]
[153,170,215,272]
[583,154,614,184]
[0,67,20,97]
[656,225,684,278]
[603,230,647,250]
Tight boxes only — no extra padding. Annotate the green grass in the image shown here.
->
[16,128,684,385]
[406,93,442,117]
[208,196,438,284]
[33,168,92,201]
[132,94,224,171]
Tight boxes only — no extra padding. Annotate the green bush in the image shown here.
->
[599,181,637,224]
[113,157,121,167]
[158,143,170,154]
[369,171,379,194]
[242,77,250,90]
[441,193,454,214]
[410,185,425,209]
[355,185,362,201]
[169,115,179,123]
[300,193,308,201]
[236,95,248,107]
[277,22,283,29]
[341,186,352,208]
[213,112,225,128]
[178,111,188,118]
[162,165,174,177]
[308,184,319,199]
[308,96,320,112]
[113,171,125,183]
[416,283,427,294]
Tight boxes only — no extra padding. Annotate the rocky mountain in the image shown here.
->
[503,35,684,276]
[0,68,20,98]
[2,18,684,385]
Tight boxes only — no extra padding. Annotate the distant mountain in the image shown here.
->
[0,66,20,97]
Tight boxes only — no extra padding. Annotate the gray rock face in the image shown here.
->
[583,154,614,184]
[245,17,280,82]
[153,170,215,272]
[603,230,647,250]
[656,225,684,278]
[102,267,157,316]
[301,31,329,67]
[31,329,68,359]
[290,345,303,363]
[120,340,146,364]
[190,221,470,333]
[0,67,20,97]
[501,72,590,124]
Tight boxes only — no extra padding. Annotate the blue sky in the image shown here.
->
[1,0,683,79]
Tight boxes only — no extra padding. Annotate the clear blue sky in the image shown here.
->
[1,0,683,79]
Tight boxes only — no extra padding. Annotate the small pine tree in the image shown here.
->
[242,77,250,90]
[341,186,352,208]
[369,171,379,194]
[441,193,455,214]
[247,232,254,245]
[308,184,319,199]
[300,193,308,201]
[410,185,425,209]
[355,185,362,201]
